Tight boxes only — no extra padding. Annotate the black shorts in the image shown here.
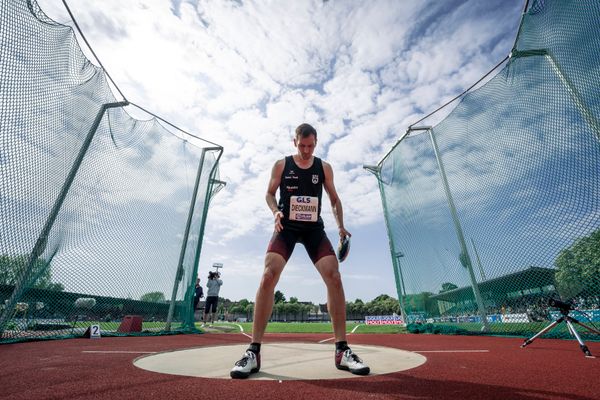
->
[267,224,335,264]
[204,296,219,313]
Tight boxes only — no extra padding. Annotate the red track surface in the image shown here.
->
[1,333,599,400]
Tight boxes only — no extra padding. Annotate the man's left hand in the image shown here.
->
[339,227,351,238]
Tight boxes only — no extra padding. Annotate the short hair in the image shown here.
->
[295,123,317,139]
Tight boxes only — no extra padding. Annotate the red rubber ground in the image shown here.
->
[1,333,598,400]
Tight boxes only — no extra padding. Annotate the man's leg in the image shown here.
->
[314,255,346,342]
[230,252,286,379]
[314,254,369,375]
[252,252,287,343]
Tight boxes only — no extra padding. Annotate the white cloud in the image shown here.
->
[26,0,525,303]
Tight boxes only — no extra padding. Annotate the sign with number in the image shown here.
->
[90,324,101,339]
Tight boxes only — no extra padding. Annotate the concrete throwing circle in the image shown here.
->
[134,342,426,380]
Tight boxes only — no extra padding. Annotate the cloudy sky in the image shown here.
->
[36,0,524,304]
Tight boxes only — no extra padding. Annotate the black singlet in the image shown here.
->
[268,155,334,263]
[278,155,325,228]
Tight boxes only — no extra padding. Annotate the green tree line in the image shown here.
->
[226,292,409,318]
[0,254,64,291]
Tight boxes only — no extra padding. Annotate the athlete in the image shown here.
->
[230,123,370,379]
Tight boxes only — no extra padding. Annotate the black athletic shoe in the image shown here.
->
[230,350,261,379]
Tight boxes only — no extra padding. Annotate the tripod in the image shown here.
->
[521,307,600,358]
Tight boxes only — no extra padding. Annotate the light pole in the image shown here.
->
[395,252,408,324]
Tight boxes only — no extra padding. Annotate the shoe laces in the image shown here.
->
[345,349,362,363]
[235,351,255,367]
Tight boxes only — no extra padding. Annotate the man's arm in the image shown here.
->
[322,161,351,238]
[266,159,285,232]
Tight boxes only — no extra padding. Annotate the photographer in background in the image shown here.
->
[193,277,204,318]
[203,271,223,325]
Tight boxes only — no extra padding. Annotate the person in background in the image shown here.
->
[203,271,223,325]
[193,278,204,318]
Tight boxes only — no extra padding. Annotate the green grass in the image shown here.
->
[430,322,548,335]
[405,321,600,341]
[204,321,408,334]
[199,321,599,340]
[70,320,597,340]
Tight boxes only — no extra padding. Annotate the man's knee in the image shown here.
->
[325,270,343,288]
[260,268,278,289]
[321,267,343,288]
[259,266,282,290]
[260,253,285,289]
[316,256,343,287]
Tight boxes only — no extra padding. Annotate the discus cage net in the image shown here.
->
[0,0,224,343]
[369,0,600,339]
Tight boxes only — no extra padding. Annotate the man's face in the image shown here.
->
[294,134,317,160]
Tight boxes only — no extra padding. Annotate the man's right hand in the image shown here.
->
[274,210,284,232]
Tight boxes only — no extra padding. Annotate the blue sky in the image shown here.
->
[36,0,525,304]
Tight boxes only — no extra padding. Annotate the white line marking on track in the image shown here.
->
[82,351,157,354]
[234,323,244,333]
[318,337,335,343]
[414,350,489,353]
[318,324,362,343]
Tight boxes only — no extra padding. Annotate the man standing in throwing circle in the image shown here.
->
[230,123,369,379]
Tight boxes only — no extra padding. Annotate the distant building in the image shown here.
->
[430,266,557,314]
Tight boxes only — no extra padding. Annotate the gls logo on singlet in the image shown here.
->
[295,196,312,203]
[312,174,319,184]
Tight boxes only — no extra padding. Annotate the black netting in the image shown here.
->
[374,0,600,339]
[0,0,223,343]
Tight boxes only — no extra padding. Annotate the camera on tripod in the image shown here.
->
[548,297,573,312]
[521,295,600,358]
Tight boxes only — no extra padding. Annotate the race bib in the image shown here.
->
[289,196,319,222]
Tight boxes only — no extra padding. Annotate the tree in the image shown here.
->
[273,301,286,320]
[286,302,300,318]
[372,294,392,302]
[346,299,365,317]
[228,304,244,314]
[302,303,313,316]
[238,299,250,308]
[274,290,286,304]
[439,282,458,293]
[140,291,166,303]
[244,303,254,317]
[404,292,431,313]
[289,296,298,303]
[365,294,400,315]
[0,254,64,291]
[555,228,600,299]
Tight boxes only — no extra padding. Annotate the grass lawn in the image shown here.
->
[197,321,599,340]
[68,320,596,340]
[200,321,408,334]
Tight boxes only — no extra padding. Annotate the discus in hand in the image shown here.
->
[337,235,351,262]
